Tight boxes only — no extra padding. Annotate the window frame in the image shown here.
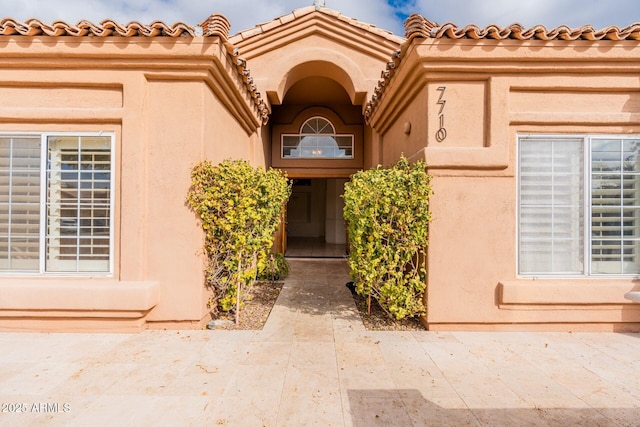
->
[0,131,115,276]
[517,133,640,278]
[280,116,355,160]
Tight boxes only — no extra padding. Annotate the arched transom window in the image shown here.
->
[281,117,354,159]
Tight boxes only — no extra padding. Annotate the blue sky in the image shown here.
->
[0,0,638,36]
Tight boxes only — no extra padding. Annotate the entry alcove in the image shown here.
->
[271,106,364,177]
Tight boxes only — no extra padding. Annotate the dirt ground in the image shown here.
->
[212,280,425,331]
[213,281,284,330]
[351,291,425,331]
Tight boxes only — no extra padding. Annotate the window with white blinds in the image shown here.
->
[518,135,640,276]
[0,133,113,274]
[519,137,584,274]
[591,139,640,275]
[0,136,41,271]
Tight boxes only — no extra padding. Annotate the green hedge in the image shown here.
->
[343,156,432,320]
[186,159,291,317]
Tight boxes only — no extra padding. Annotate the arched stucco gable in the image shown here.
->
[272,52,366,106]
[230,7,402,110]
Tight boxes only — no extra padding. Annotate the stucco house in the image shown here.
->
[0,5,638,332]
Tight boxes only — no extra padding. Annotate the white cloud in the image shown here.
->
[414,0,640,29]
[0,0,638,36]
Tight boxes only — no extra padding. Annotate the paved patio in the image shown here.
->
[1,259,639,426]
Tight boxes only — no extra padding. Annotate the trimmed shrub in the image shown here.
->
[343,156,432,320]
[187,159,291,318]
[256,252,289,281]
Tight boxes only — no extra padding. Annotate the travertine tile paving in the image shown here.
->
[0,259,639,426]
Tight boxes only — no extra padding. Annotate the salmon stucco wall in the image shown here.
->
[0,34,264,332]
[370,38,640,331]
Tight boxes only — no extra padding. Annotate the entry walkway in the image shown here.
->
[285,237,347,258]
[1,259,640,426]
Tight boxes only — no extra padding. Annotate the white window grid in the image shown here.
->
[0,132,115,276]
[517,133,640,278]
[281,116,354,159]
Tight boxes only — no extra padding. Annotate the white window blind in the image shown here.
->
[0,133,113,275]
[518,135,640,277]
[591,139,640,274]
[519,137,584,274]
[46,136,111,273]
[0,137,41,271]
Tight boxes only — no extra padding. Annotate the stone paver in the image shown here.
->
[1,259,639,426]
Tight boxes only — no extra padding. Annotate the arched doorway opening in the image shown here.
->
[270,75,365,258]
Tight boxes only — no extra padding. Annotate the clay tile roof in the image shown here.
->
[0,17,196,37]
[404,14,640,41]
[230,6,401,44]
[0,14,269,124]
[233,51,270,124]
[365,14,640,123]
[198,14,268,124]
[364,49,402,123]
[199,13,231,40]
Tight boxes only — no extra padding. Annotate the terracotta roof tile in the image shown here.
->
[199,14,231,40]
[230,7,401,44]
[278,13,296,26]
[0,14,269,124]
[231,52,270,124]
[237,26,263,40]
[258,19,281,33]
[404,14,640,41]
[293,6,315,19]
[198,14,269,124]
[364,50,402,122]
[0,17,195,37]
[366,15,640,122]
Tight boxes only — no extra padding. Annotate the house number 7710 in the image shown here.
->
[436,86,447,142]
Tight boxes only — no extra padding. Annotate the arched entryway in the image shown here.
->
[227,9,402,258]
[269,75,365,258]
